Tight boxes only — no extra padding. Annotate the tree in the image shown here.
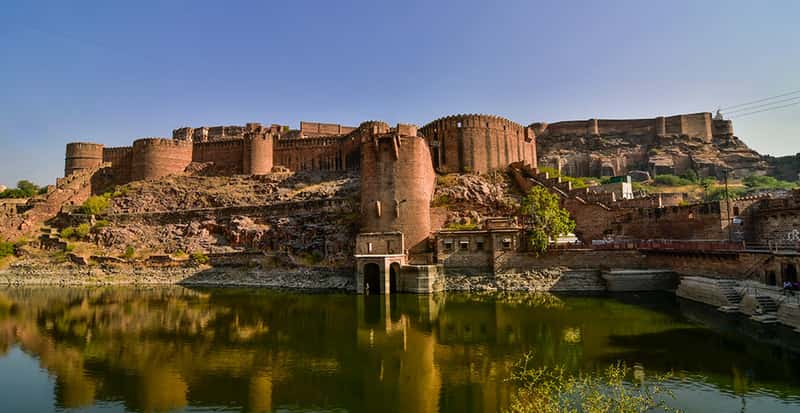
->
[16,180,38,194]
[519,187,575,255]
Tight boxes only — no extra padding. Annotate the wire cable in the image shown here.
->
[728,100,800,118]
[725,95,800,114]
[721,89,800,111]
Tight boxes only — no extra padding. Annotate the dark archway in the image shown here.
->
[389,263,400,294]
[766,271,777,286]
[364,263,381,294]
[785,264,798,284]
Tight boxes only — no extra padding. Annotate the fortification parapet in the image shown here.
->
[131,138,193,181]
[360,132,435,255]
[102,146,133,184]
[419,113,536,173]
[395,123,418,137]
[65,142,104,176]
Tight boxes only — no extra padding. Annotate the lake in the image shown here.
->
[0,287,799,412]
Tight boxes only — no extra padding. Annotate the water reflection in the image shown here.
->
[0,287,798,412]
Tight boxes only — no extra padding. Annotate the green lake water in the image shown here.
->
[0,287,799,412]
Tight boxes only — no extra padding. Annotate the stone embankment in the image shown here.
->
[0,261,353,291]
[445,268,606,292]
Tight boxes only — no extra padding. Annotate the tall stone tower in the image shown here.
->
[244,123,275,175]
[359,123,435,256]
[65,142,104,176]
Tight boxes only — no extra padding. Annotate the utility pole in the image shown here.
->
[723,169,733,241]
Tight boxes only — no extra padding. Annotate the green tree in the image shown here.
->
[519,187,575,255]
[16,180,38,195]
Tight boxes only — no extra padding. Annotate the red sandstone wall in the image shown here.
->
[192,140,245,174]
[419,114,533,174]
[102,147,133,184]
[300,121,357,136]
[274,135,359,172]
[360,129,435,254]
[65,142,104,176]
[131,138,193,181]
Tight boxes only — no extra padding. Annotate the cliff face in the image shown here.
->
[534,115,769,179]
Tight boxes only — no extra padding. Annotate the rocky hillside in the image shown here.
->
[537,133,768,179]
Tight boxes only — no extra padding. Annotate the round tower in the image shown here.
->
[246,126,274,175]
[131,138,193,181]
[65,142,104,176]
[360,128,435,255]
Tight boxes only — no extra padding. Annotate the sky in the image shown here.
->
[1,0,798,187]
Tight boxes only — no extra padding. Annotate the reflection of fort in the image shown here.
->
[1,288,800,412]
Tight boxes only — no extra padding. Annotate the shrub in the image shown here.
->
[446,222,479,231]
[92,220,110,231]
[191,252,209,265]
[64,243,76,253]
[506,353,680,413]
[680,169,699,183]
[123,246,136,259]
[706,186,746,201]
[743,175,797,190]
[80,194,110,215]
[432,195,451,207]
[0,242,14,258]
[60,227,75,239]
[74,223,91,239]
[654,174,693,186]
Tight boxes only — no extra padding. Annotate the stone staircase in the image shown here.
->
[716,279,743,312]
[751,295,780,324]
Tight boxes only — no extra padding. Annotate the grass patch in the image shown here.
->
[446,222,479,231]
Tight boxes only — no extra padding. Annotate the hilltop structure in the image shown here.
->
[534,112,767,178]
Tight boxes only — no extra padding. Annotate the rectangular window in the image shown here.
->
[368,242,373,253]
[476,239,485,251]
[502,238,512,250]
[444,240,453,251]
[459,240,469,251]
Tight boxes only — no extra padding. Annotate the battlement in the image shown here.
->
[300,121,356,137]
[65,142,104,176]
[535,112,716,142]
[419,113,536,174]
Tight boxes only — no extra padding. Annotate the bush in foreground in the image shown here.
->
[506,353,681,413]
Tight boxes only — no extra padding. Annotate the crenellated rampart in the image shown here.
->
[131,138,194,181]
[419,114,536,174]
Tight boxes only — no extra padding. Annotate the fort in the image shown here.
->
[2,110,800,332]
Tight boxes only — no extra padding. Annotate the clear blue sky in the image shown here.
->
[1,0,798,187]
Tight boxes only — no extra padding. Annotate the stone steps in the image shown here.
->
[755,295,779,313]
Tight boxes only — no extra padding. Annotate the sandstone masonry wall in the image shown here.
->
[65,143,104,176]
[419,114,536,174]
[131,138,193,181]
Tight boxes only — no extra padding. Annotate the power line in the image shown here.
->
[728,100,800,118]
[725,95,800,114]
[721,89,800,111]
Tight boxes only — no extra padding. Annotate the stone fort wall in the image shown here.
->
[536,112,722,142]
[419,114,537,174]
[64,112,724,186]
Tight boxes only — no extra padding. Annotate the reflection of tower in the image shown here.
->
[355,294,443,413]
